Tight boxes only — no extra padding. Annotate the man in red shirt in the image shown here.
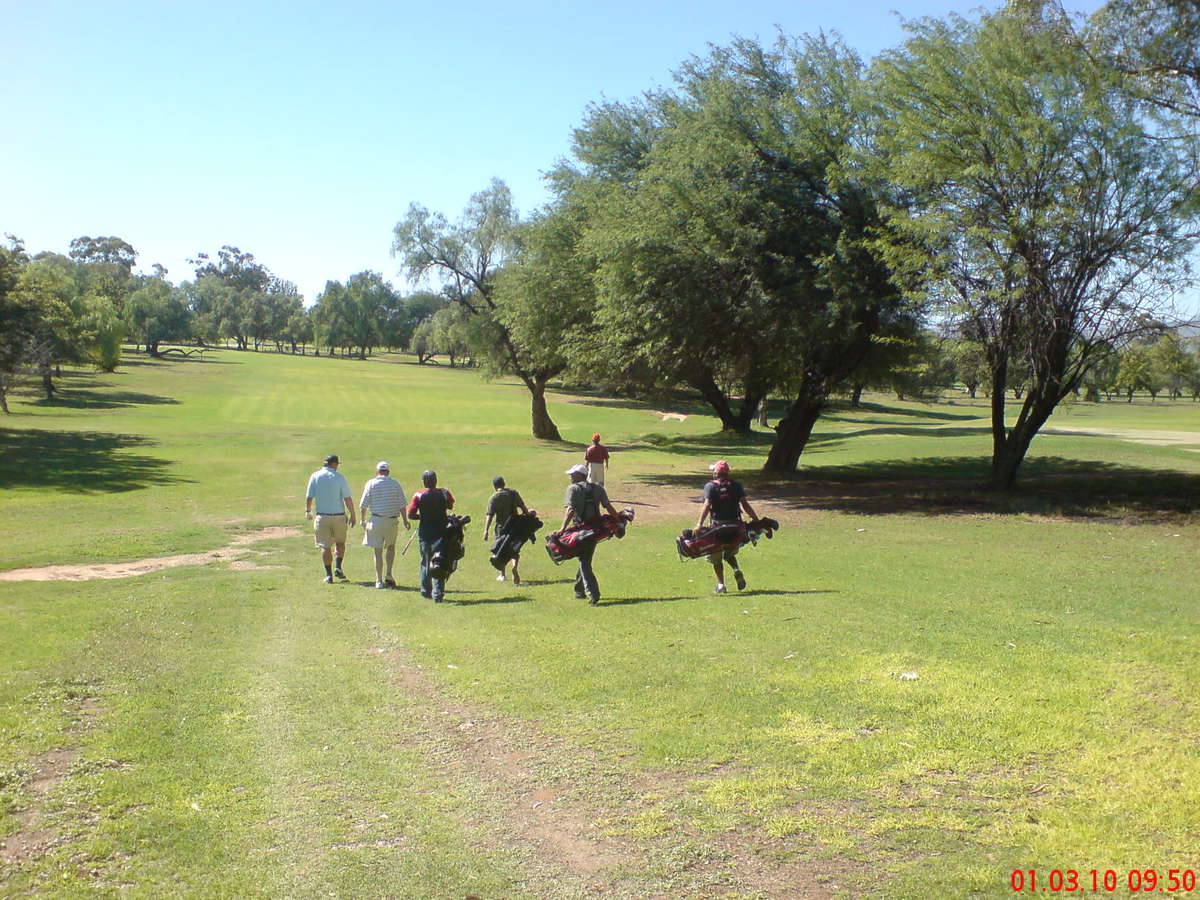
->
[584,433,610,486]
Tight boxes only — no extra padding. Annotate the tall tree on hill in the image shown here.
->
[392,179,565,440]
[875,4,1200,489]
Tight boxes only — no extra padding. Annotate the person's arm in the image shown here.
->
[740,497,758,521]
[483,513,495,541]
[444,489,455,510]
[515,491,529,516]
[695,499,712,531]
[305,477,315,519]
[598,485,619,518]
[407,492,420,519]
[343,494,356,527]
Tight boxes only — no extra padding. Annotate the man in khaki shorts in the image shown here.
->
[359,460,409,589]
[305,454,356,583]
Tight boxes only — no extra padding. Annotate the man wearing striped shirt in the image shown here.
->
[359,461,410,589]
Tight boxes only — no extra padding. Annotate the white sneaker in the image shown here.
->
[714,583,727,594]
[496,573,506,582]
[375,580,385,589]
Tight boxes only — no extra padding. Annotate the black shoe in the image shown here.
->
[574,592,587,600]
[384,576,396,588]
[420,591,432,599]
[588,596,599,606]
[734,570,746,591]
[334,568,347,581]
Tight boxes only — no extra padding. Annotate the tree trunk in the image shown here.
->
[0,387,9,414]
[689,374,742,431]
[756,396,769,428]
[990,393,1057,491]
[733,389,766,433]
[764,388,826,472]
[850,384,864,407]
[40,365,55,400]
[528,374,561,440]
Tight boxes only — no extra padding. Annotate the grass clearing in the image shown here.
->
[1,350,1198,897]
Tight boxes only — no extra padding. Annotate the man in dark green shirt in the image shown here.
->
[483,475,529,584]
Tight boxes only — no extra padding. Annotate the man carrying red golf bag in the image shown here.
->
[692,460,761,594]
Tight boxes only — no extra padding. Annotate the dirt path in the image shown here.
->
[369,641,866,898]
[0,526,301,582]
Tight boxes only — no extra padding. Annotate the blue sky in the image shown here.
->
[4,0,1120,305]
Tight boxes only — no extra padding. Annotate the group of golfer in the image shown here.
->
[304,431,759,603]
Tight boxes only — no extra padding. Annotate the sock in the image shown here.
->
[324,564,332,576]
[335,556,343,570]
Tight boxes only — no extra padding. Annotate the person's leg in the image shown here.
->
[578,540,599,604]
[418,539,432,597]
[727,548,746,590]
[429,535,446,602]
[710,552,726,593]
[384,544,396,585]
[373,547,384,586]
[334,541,347,578]
[510,553,520,586]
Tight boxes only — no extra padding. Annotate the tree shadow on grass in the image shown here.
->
[634,455,1200,520]
[33,388,181,410]
[0,429,187,492]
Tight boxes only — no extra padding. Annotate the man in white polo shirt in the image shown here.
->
[305,454,356,583]
[359,460,409,589]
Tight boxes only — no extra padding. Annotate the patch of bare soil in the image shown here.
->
[369,644,867,898]
[1043,425,1200,448]
[0,698,100,872]
[0,526,302,582]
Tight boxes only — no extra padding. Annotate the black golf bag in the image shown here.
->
[429,514,471,580]
[490,511,543,571]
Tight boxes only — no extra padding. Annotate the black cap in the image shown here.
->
[324,454,339,466]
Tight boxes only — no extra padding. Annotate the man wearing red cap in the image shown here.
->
[584,433,609,486]
[694,460,758,594]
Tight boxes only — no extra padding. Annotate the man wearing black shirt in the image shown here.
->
[694,460,758,594]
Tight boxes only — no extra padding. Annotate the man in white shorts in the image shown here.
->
[359,460,409,589]
[305,454,356,583]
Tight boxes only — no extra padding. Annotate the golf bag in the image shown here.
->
[545,508,635,564]
[490,511,543,571]
[676,517,780,560]
[429,514,471,580]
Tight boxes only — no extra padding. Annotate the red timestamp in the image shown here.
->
[1011,868,1197,893]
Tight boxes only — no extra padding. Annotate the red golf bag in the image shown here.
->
[545,508,635,564]
[676,517,780,560]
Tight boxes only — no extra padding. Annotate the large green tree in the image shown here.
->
[567,36,919,467]
[392,179,565,440]
[875,4,1199,488]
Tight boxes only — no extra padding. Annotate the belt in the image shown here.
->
[316,512,344,516]
[372,514,398,518]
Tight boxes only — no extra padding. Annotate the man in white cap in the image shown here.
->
[359,461,409,589]
[560,462,620,605]
[305,454,356,583]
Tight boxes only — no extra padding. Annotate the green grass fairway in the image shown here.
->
[2,350,1198,898]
